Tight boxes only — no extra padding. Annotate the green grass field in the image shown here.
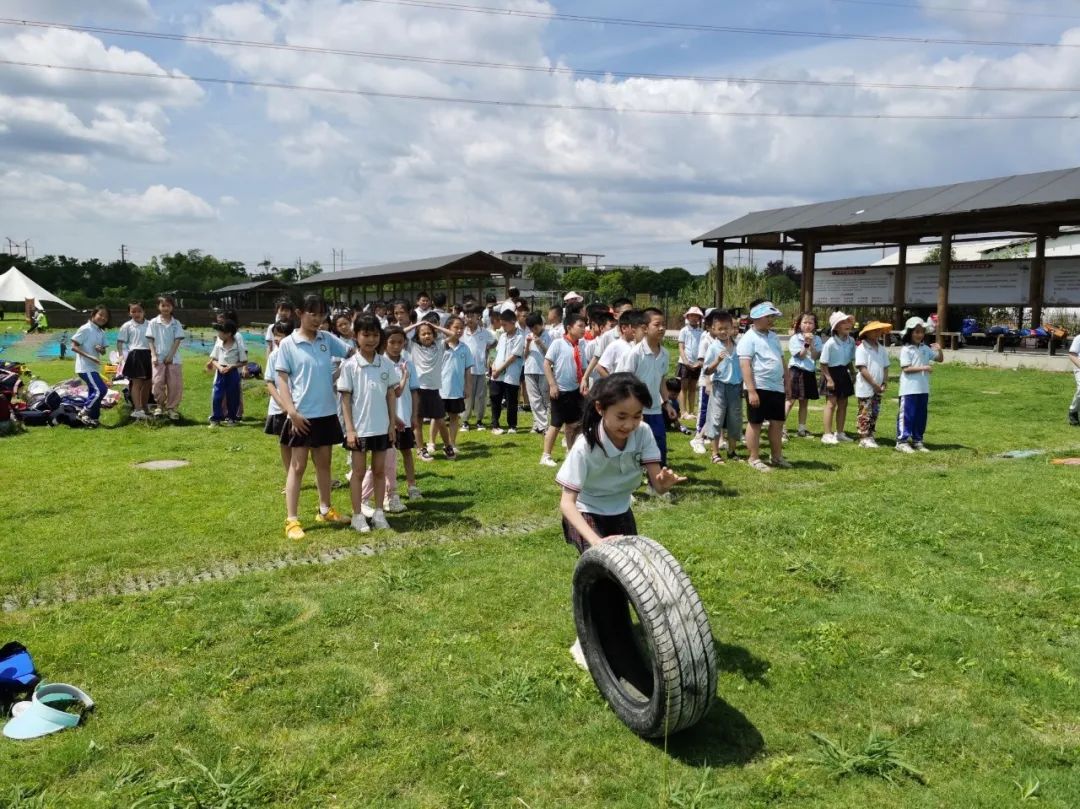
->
[1,344,1078,808]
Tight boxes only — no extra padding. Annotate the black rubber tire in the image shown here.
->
[572,535,717,737]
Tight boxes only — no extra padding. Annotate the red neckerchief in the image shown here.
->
[566,335,583,382]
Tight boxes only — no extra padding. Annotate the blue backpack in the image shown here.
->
[0,642,40,703]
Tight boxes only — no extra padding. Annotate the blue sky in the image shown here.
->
[3,0,1080,276]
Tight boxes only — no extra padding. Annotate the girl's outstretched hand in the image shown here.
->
[654,467,688,493]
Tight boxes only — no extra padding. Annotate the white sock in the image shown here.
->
[799,423,806,430]
[319,505,330,515]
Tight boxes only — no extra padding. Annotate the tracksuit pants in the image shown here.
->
[78,372,108,420]
[696,384,710,434]
[211,368,241,422]
[644,412,668,467]
[896,393,929,444]
[489,380,518,429]
[464,374,488,425]
[524,373,550,432]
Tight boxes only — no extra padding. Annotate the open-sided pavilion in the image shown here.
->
[692,166,1080,330]
[295,251,516,306]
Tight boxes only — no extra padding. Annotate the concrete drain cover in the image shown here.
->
[135,459,191,470]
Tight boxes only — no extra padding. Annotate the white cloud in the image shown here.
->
[219,195,239,206]
[1,170,216,223]
[269,201,302,216]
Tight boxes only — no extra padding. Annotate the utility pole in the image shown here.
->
[120,244,128,266]
[5,238,17,256]
[22,240,32,259]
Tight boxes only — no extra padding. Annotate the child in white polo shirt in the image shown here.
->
[264,320,294,480]
[489,309,526,434]
[1068,331,1080,426]
[854,321,892,448]
[540,313,588,467]
[439,315,472,458]
[614,308,673,469]
[523,312,552,436]
[556,372,686,667]
[146,294,186,421]
[462,303,496,431]
[337,314,400,533]
[207,319,244,427]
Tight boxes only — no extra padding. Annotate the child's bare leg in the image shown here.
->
[446,414,459,446]
[402,448,417,486]
[384,448,398,497]
[822,396,836,434]
[768,420,784,459]
[433,418,448,448]
[371,451,386,506]
[564,422,580,449]
[799,400,808,428]
[687,378,698,416]
[746,422,762,462]
[349,451,368,513]
[279,445,290,474]
[413,416,425,449]
[311,445,334,510]
[285,446,309,519]
[836,398,849,434]
[543,424,559,456]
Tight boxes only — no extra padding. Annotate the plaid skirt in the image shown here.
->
[562,510,637,555]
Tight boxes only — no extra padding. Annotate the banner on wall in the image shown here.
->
[813,258,1080,307]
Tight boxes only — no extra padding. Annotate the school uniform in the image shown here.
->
[787,333,822,401]
[411,341,446,420]
[677,325,704,379]
[695,332,714,434]
[336,353,401,452]
[897,343,936,444]
[736,328,786,425]
[547,322,565,342]
[854,340,890,438]
[208,338,243,423]
[263,347,287,436]
[463,326,495,425]
[702,339,743,442]
[545,334,587,428]
[390,352,420,449]
[117,319,151,380]
[597,338,633,375]
[615,339,670,465]
[587,329,618,385]
[71,320,109,420]
[1069,335,1080,417]
[521,329,552,432]
[439,341,472,415]
[820,334,856,399]
[264,322,276,352]
[273,330,350,447]
[490,327,525,429]
[146,315,186,411]
[555,424,662,555]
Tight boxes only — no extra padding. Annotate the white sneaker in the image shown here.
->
[461,423,471,432]
[475,424,487,432]
[539,454,558,467]
[370,510,390,530]
[360,499,375,518]
[859,437,879,448]
[350,513,370,533]
[797,427,810,438]
[407,485,422,500]
[426,442,436,455]
[895,442,915,454]
[689,437,706,455]
[914,442,931,453]
[835,432,853,443]
[131,409,148,420]
[506,427,517,434]
[821,433,839,445]
[385,494,406,513]
[569,638,589,671]
[491,427,506,435]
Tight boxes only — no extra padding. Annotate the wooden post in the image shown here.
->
[714,247,725,309]
[1029,233,1047,329]
[801,241,816,313]
[893,243,908,329]
[937,231,952,336]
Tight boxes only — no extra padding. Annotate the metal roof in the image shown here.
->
[211,279,291,294]
[295,251,512,286]
[693,166,1080,247]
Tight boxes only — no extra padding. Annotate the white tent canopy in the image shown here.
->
[0,267,75,310]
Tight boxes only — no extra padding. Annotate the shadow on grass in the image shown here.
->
[715,641,771,686]
[657,697,764,768]
[789,460,839,471]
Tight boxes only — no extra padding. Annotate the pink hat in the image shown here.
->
[563,291,583,303]
[684,306,704,318]
[829,311,854,331]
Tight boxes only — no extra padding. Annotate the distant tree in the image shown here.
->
[922,246,957,264]
[764,274,799,303]
[656,266,693,298]
[562,267,599,291]
[623,266,659,295]
[525,260,559,291]
[597,270,627,301]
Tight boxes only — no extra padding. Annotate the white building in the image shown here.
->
[499,250,604,273]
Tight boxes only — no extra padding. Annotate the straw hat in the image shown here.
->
[859,320,892,338]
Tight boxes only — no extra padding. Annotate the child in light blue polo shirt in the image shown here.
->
[701,310,743,463]
[490,309,526,434]
[439,316,472,458]
[614,308,672,472]
[736,301,791,472]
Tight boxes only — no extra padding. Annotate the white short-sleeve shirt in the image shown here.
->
[788,333,823,372]
[146,316,185,360]
[411,342,444,390]
[735,328,785,393]
[117,319,149,352]
[1070,334,1080,356]
[265,347,283,416]
[209,338,243,369]
[546,336,587,392]
[854,340,890,398]
[598,338,633,374]
[336,353,400,438]
[463,327,495,375]
[899,343,936,397]
[389,351,419,424]
[615,340,669,415]
[821,334,856,368]
[556,424,662,515]
[678,325,703,365]
[71,321,106,375]
[524,329,551,375]
[493,328,526,386]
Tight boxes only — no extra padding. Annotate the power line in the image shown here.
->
[6,17,1080,94]
[352,0,1080,49]
[5,59,1080,120]
[832,0,1080,21]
